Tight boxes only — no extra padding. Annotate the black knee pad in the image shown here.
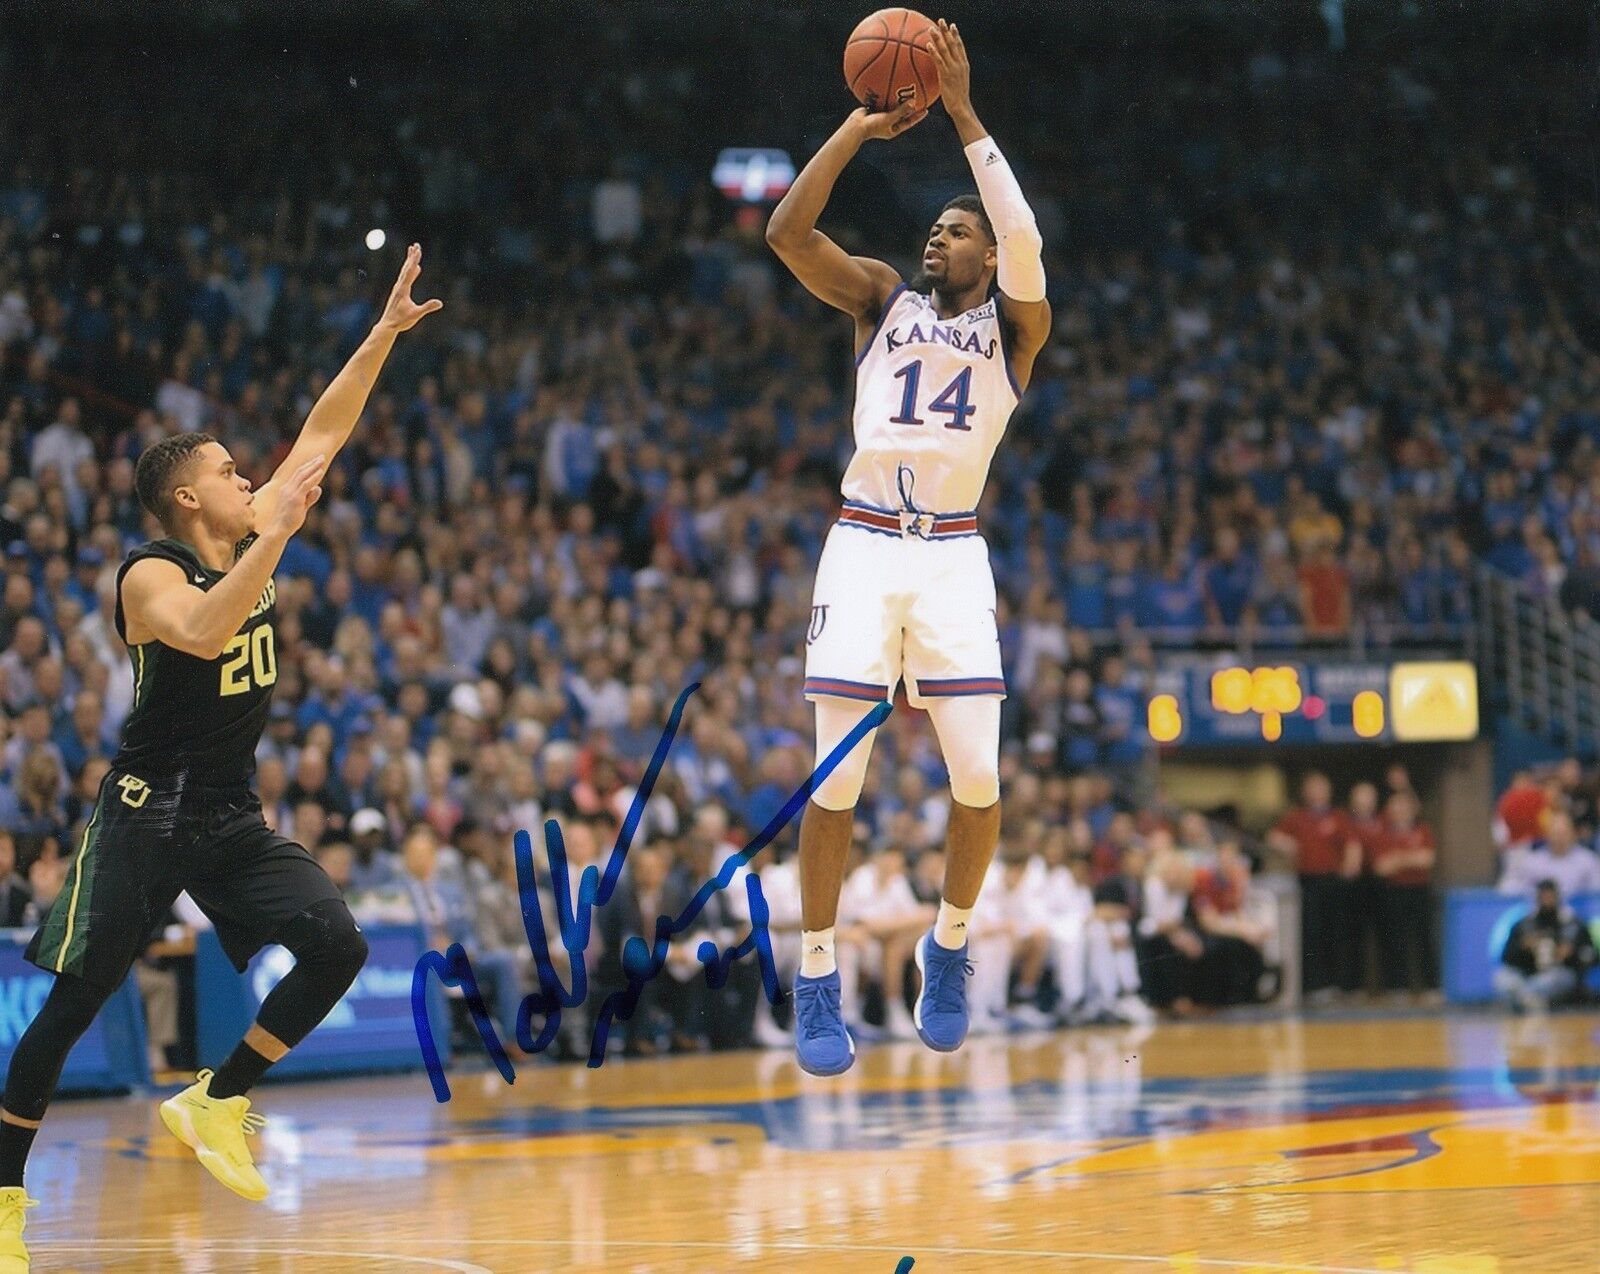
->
[255,901,369,1049]
[276,899,369,980]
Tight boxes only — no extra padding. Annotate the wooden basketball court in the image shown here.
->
[27,1013,1600,1271]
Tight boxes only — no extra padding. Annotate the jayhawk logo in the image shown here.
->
[807,606,828,645]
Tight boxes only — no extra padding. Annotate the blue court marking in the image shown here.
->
[325,1062,1600,1160]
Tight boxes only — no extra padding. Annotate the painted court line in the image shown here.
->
[51,1237,1399,1273]
[34,1245,493,1274]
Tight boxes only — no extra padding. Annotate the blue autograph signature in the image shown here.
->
[413,683,891,1102]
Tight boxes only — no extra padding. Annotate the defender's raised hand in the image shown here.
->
[849,100,928,142]
[378,243,444,333]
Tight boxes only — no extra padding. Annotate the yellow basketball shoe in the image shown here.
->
[0,1186,38,1272]
[158,1069,270,1201]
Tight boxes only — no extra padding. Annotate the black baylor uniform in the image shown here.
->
[27,537,341,990]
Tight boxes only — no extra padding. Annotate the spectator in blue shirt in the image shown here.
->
[1138,553,1207,637]
[1095,654,1146,770]
[52,690,111,780]
[347,808,402,893]
[610,686,667,770]
[1104,540,1144,632]
[1062,532,1109,630]
[1251,550,1303,635]
[440,575,496,680]
[400,821,525,1046]
[277,532,333,589]
[1058,668,1103,774]
[1203,527,1256,629]
[64,548,103,613]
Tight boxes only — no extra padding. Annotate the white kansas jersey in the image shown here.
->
[842,283,1021,517]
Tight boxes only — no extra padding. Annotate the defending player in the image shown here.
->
[765,23,1051,1074]
[0,247,441,1269]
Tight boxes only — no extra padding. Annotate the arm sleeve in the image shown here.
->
[963,136,1047,303]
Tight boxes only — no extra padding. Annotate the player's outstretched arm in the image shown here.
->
[124,455,327,659]
[929,22,1052,377]
[766,105,924,321]
[251,244,442,527]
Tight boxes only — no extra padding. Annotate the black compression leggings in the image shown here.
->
[253,899,369,1049]
[3,975,113,1122]
[2,899,367,1124]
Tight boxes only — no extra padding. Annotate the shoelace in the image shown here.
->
[924,951,975,1015]
[193,1069,267,1135]
[0,1194,38,1236]
[793,980,844,1041]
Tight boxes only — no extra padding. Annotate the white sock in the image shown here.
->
[800,928,837,977]
[934,901,973,950]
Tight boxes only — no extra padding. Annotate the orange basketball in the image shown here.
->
[844,8,941,114]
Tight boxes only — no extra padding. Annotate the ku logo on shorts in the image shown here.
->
[808,606,829,645]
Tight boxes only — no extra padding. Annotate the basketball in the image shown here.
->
[844,7,941,113]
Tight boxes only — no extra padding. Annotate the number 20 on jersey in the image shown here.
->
[220,626,278,696]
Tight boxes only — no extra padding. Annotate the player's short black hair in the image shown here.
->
[135,432,217,528]
[941,194,995,243]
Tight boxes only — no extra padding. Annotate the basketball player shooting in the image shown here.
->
[765,21,1051,1075]
[0,248,441,1269]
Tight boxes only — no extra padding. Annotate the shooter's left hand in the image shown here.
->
[928,20,973,118]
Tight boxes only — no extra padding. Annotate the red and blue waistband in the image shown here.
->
[838,501,979,540]
[801,675,1008,701]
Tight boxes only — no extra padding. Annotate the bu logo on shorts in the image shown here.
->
[117,774,151,809]
[807,605,829,645]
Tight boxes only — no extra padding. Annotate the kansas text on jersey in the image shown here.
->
[842,284,1022,518]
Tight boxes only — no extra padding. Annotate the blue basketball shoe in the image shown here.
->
[913,929,974,1052]
[792,971,856,1076]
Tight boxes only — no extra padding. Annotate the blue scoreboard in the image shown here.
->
[1146,660,1479,747]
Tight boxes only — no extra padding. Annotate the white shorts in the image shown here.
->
[803,517,1006,709]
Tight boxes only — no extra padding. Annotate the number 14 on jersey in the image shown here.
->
[890,361,976,431]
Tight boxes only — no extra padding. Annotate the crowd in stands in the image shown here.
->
[1,6,1597,1065]
[1490,759,1600,1012]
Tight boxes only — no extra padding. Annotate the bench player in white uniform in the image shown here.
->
[765,23,1052,1075]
